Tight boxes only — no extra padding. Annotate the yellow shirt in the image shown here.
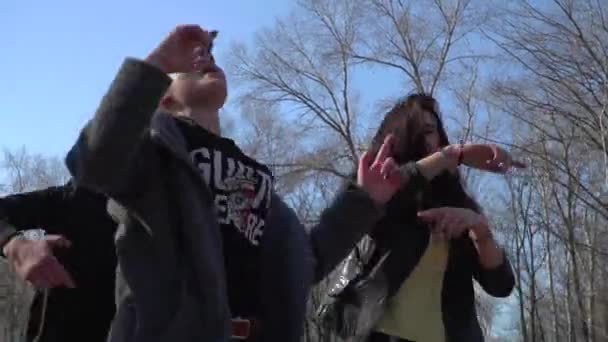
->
[376,236,449,342]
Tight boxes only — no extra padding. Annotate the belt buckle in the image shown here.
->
[231,318,251,340]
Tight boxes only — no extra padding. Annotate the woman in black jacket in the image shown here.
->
[361,93,521,342]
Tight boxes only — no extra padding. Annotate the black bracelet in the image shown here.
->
[400,162,428,192]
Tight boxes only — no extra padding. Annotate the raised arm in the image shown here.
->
[307,135,466,281]
[313,136,492,279]
[66,26,215,197]
[65,58,171,197]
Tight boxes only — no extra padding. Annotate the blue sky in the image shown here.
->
[0,0,296,157]
[1,0,521,335]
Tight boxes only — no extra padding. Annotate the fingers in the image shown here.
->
[485,159,526,174]
[47,258,76,288]
[373,135,395,166]
[193,46,207,58]
[417,208,442,222]
[358,151,372,173]
[28,271,51,289]
[17,238,74,289]
[357,151,372,185]
[447,218,465,239]
[26,258,55,289]
[421,208,458,240]
[489,161,507,173]
[27,257,75,289]
[486,145,528,172]
[193,50,212,72]
[176,25,215,71]
[40,260,64,288]
[382,158,401,187]
[432,225,446,241]
[46,235,71,249]
[177,25,210,47]
[380,157,398,179]
[431,216,449,240]
[429,216,466,240]
[490,144,499,160]
[360,134,396,175]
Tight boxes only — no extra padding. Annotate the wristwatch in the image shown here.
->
[0,228,47,258]
[19,229,47,241]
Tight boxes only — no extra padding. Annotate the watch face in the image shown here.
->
[23,229,45,241]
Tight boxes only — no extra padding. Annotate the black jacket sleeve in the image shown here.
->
[304,162,429,282]
[259,194,314,342]
[0,184,73,248]
[309,185,384,282]
[65,58,172,198]
[469,238,515,298]
[261,188,381,341]
[266,184,383,284]
[273,183,384,282]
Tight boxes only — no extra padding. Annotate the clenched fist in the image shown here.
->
[146,25,214,75]
[3,235,76,289]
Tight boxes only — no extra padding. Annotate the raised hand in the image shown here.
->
[443,144,526,174]
[485,144,526,173]
[3,235,76,289]
[146,25,214,74]
[417,207,489,240]
[357,135,401,205]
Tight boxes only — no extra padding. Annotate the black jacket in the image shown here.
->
[370,175,515,342]
[65,58,384,342]
[0,182,117,342]
[372,220,514,342]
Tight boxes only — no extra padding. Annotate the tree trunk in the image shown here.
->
[515,229,528,342]
[546,216,561,342]
[566,257,575,342]
[528,225,537,342]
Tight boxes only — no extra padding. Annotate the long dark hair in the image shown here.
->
[369,93,480,218]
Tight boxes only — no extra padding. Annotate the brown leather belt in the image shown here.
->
[231,318,259,340]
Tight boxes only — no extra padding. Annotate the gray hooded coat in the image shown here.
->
[66,58,384,342]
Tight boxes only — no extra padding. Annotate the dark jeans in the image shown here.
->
[368,331,415,342]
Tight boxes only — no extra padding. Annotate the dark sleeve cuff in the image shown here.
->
[477,250,515,297]
[400,161,430,194]
[0,221,19,258]
[344,182,385,215]
[311,185,385,282]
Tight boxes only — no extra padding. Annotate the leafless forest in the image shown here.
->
[2,0,607,341]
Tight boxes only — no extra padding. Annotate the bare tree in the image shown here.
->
[481,2,608,341]
[485,0,608,216]
[352,0,493,95]
[229,0,369,181]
